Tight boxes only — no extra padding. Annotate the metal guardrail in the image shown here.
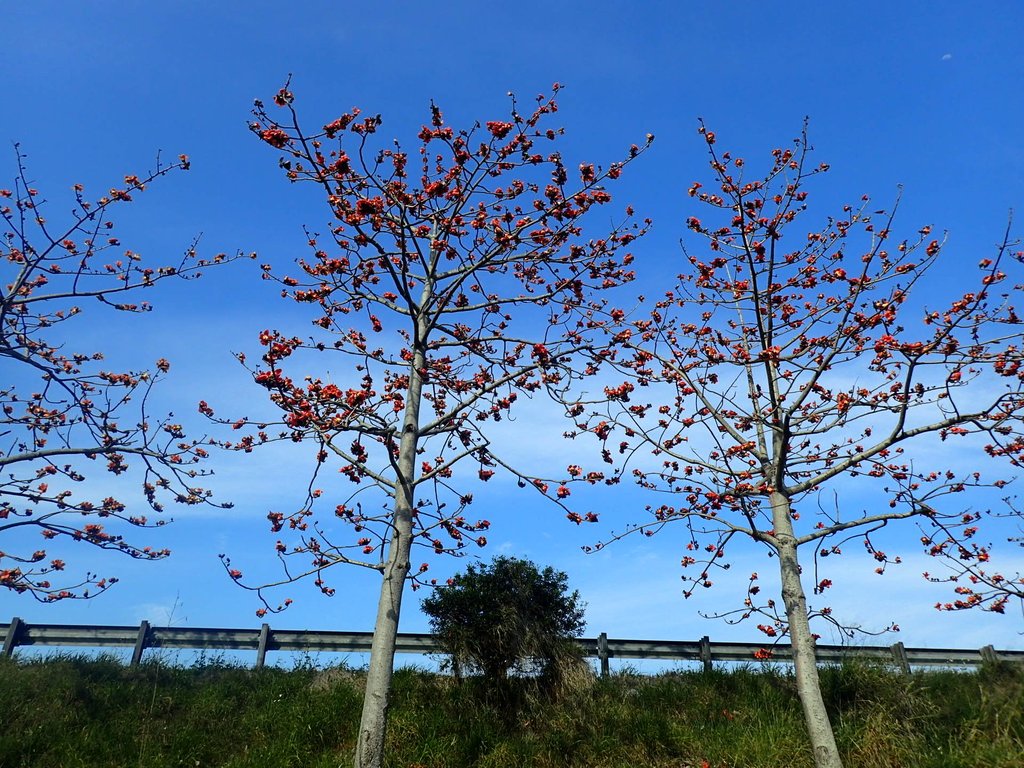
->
[3,617,1023,674]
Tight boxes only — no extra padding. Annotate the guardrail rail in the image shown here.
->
[4,617,1022,675]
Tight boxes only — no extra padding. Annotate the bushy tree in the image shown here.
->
[421,555,586,685]
[0,147,240,601]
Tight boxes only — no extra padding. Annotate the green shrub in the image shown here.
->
[420,556,586,688]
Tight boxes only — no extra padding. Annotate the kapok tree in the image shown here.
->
[1,147,239,601]
[571,123,1024,768]
[212,84,649,768]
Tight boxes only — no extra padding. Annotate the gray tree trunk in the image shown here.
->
[770,491,844,768]
[353,520,413,768]
[352,342,425,768]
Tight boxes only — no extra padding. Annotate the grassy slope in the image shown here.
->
[1,655,1021,768]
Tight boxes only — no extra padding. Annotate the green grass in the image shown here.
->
[1,655,1021,767]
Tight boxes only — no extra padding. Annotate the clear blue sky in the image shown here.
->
[3,1,1023,663]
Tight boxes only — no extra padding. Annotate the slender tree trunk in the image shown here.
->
[354,515,413,768]
[770,491,844,768]
[353,344,425,768]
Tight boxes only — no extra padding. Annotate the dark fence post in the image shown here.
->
[130,620,151,667]
[256,623,271,668]
[2,617,23,658]
[597,632,609,678]
[699,635,712,672]
[980,645,999,665]
[890,641,911,675]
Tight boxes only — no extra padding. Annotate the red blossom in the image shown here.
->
[260,127,289,148]
[486,121,513,139]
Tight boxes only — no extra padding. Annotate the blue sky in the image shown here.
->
[3,1,1024,665]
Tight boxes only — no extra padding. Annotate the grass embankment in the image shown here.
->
[1,654,1021,767]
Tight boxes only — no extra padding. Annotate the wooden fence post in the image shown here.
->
[980,645,999,665]
[256,623,271,668]
[2,617,23,658]
[130,620,151,667]
[699,635,712,673]
[890,641,911,675]
[597,632,609,678]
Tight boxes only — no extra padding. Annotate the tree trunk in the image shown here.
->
[770,491,844,768]
[354,522,413,768]
[353,342,425,768]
